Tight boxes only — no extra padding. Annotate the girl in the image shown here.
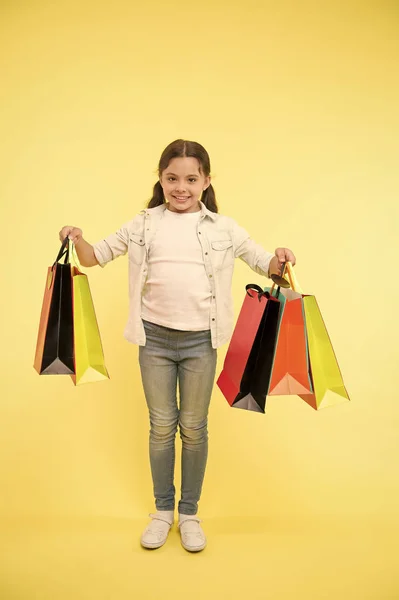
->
[59,139,296,553]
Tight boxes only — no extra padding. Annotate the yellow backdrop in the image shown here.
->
[1,0,398,598]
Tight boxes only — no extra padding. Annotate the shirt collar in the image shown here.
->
[144,201,217,221]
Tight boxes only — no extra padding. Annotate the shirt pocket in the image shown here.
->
[210,239,234,271]
[128,232,146,265]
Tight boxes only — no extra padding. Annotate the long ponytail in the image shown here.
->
[201,184,217,213]
[147,139,219,213]
[148,181,165,208]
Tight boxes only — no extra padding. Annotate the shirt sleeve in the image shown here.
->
[92,221,131,268]
[231,219,274,278]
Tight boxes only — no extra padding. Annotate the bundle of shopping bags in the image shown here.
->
[217,262,349,412]
[34,237,109,385]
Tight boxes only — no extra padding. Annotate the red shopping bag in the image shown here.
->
[217,285,281,413]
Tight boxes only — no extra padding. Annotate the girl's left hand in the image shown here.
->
[270,247,296,276]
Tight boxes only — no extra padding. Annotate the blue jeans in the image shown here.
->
[139,320,217,515]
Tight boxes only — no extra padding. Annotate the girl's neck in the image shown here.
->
[165,202,201,215]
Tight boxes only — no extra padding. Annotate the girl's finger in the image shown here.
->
[286,250,296,266]
[60,226,72,241]
[275,248,286,263]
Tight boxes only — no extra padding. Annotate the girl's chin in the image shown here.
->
[171,197,192,204]
[166,199,201,213]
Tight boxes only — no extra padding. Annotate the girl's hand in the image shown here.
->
[275,247,296,268]
[269,247,297,277]
[59,226,83,244]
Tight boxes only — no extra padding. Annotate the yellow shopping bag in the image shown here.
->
[285,263,349,410]
[70,247,109,386]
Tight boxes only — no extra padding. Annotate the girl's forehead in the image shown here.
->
[166,156,201,173]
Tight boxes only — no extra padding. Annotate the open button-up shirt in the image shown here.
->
[93,202,273,349]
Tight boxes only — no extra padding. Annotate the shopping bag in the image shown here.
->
[217,284,281,413]
[267,286,313,396]
[284,263,349,410]
[34,238,75,375]
[71,257,109,385]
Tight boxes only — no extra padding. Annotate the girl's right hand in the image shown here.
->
[59,226,83,244]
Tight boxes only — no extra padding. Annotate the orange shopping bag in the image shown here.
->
[267,285,313,396]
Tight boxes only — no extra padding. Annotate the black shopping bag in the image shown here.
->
[229,285,281,413]
[34,238,75,375]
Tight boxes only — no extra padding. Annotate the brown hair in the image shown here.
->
[148,139,218,213]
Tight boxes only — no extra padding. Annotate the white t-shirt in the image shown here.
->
[141,209,212,331]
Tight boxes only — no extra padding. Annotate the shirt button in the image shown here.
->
[205,252,208,255]
[209,274,212,278]
[212,296,215,299]
[198,231,201,235]
[212,318,215,321]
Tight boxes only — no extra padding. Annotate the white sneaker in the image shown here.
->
[140,511,174,549]
[178,515,206,552]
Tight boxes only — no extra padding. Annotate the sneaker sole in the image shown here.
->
[181,540,207,552]
[141,538,168,549]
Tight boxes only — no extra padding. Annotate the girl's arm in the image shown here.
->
[230,220,296,278]
[60,219,136,268]
[74,237,98,267]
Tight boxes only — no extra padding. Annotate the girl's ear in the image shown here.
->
[203,176,211,190]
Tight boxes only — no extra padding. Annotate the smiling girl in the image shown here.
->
[59,139,296,552]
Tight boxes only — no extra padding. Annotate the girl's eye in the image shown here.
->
[167,177,197,183]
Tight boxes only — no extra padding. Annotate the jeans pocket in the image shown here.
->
[142,320,168,339]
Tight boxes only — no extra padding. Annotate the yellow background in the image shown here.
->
[1,0,398,598]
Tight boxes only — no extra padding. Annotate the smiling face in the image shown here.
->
[159,157,211,213]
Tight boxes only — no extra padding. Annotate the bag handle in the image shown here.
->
[53,237,70,267]
[69,241,82,270]
[285,262,303,294]
[246,283,280,301]
[52,237,83,271]
[270,262,303,294]
[270,262,287,296]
